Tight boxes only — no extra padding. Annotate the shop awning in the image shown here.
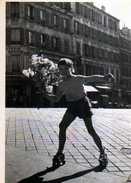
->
[83,85,98,92]
[96,85,111,90]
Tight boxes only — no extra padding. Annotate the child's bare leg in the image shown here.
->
[57,110,76,154]
[84,117,108,168]
[83,117,104,154]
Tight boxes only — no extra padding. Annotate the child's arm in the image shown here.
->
[79,73,115,84]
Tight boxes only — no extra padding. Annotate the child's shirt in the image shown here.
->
[57,74,99,102]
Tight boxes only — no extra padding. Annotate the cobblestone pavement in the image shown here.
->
[5,108,131,180]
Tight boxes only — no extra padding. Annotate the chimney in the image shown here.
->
[101,5,106,11]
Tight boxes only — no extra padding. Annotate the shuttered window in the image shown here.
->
[11,2,19,18]
[12,55,20,73]
[11,29,21,42]
[27,5,35,19]
[28,31,32,44]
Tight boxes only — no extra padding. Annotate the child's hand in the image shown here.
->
[104,73,115,82]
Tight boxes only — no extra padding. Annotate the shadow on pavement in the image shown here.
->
[17,165,105,183]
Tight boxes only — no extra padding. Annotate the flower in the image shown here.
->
[23,54,58,81]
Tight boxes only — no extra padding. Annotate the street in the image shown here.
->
[5,108,131,183]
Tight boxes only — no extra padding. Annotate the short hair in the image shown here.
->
[58,58,73,68]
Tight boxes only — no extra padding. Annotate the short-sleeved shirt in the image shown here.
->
[58,75,87,102]
[57,75,92,118]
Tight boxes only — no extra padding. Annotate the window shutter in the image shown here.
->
[24,30,29,44]
[35,8,40,22]
[20,28,24,44]
[45,10,50,26]
[6,28,11,44]
[11,2,19,18]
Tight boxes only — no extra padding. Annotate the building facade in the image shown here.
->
[6,2,73,107]
[119,27,131,104]
[71,2,120,81]
[6,2,130,107]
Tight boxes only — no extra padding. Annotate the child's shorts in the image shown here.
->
[66,96,93,119]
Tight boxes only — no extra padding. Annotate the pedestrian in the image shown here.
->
[47,58,114,168]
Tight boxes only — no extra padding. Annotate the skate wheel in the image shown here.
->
[99,159,108,168]
[60,160,65,166]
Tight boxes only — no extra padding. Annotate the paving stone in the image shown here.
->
[5,108,131,183]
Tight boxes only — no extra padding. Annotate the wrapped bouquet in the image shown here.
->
[23,54,57,78]
[22,54,59,95]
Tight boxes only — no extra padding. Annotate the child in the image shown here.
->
[47,58,114,168]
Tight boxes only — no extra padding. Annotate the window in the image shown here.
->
[83,44,90,57]
[43,34,50,49]
[104,50,108,59]
[28,31,33,44]
[51,14,59,27]
[40,34,45,45]
[12,56,20,73]
[27,6,30,16]
[63,19,68,30]
[74,21,79,34]
[51,37,57,50]
[91,46,95,58]
[94,47,98,58]
[104,16,107,27]
[114,22,118,32]
[83,6,87,18]
[114,53,119,62]
[108,18,114,30]
[11,2,19,18]
[39,10,46,25]
[98,31,102,42]
[63,3,71,11]
[53,37,57,47]
[64,39,69,53]
[40,10,44,20]
[51,37,61,51]
[92,10,95,22]
[76,41,81,55]
[27,5,34,19]
[98,13,102,24]
[98,48,102,58]
[6,55,12,73]
[53,15,57,25]
[11,29,21,42]
[23,55,29,69]
[54,2,63,8]
[84,25,89,37]
[92,29,97,40]
[76,2,80,14]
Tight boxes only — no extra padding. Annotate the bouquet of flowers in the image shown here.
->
[23,54,57,78]
[22,54,59,95]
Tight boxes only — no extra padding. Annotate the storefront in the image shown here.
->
[6,75,33,107]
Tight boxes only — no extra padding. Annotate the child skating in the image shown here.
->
[47,58,114,169]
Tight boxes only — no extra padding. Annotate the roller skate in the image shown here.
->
[99,149,108,169]
[52,153,65,168]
